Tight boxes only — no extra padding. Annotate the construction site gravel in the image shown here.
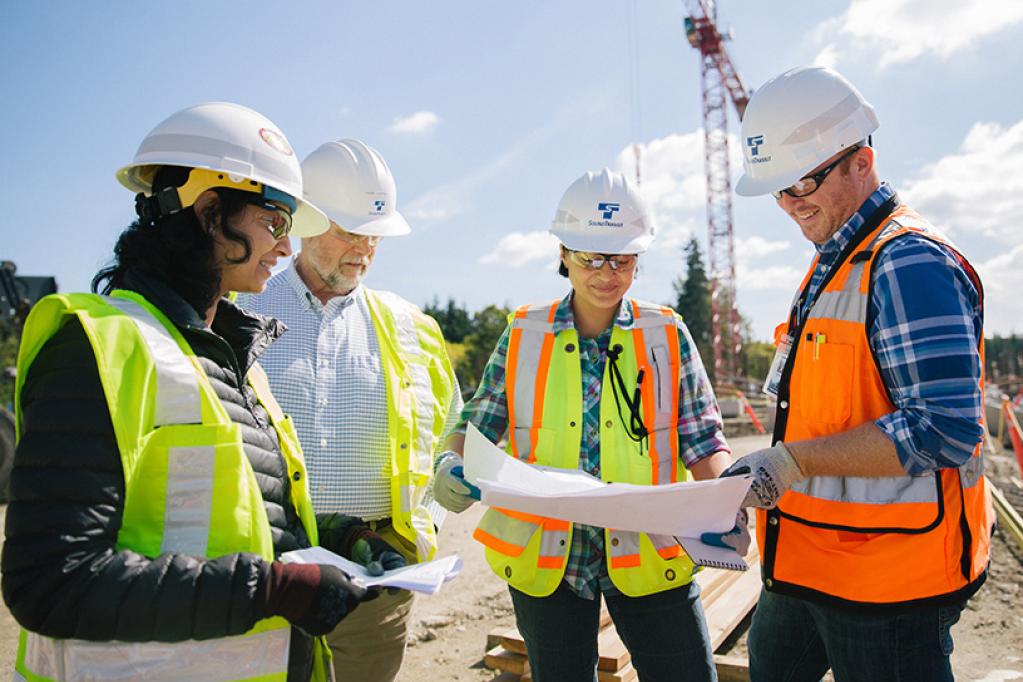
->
[0,434,1017,680]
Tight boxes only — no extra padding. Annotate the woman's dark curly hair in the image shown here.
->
[92,166,257,317]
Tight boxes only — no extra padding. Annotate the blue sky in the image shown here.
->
[4,1,1022,340]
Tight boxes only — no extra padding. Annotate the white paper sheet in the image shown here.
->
[463,423,751,539]
[280,547,463,596]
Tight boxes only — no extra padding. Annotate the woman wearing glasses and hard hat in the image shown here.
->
[3,103,381,682]
[434,169,739,682]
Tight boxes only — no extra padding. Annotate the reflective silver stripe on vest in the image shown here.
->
[539,525,569,563]
[608,530,641,561]
[632,304,678,485]
[105,297,202,426]
[791,471,939,503]
[376,294,437,530]
[478,509,541,548]
[22,627,289,681]
[161,445,216,555]
[103,297,219,556]
[508,305,556,462]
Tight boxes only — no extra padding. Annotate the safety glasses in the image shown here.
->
[567,250,638,272]
[246,199,294,239]
[771,146,861,200]
[333,225,381,247]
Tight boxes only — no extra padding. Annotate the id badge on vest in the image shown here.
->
[763,333,792,399]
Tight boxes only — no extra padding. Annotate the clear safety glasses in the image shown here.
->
[567,250,638,272]
[771,146,861,200]
[333,225,382,247]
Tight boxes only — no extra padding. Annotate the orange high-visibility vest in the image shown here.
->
[472,299,699,597]
[763,203,993,607]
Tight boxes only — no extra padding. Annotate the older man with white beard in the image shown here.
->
[241,139,461,682]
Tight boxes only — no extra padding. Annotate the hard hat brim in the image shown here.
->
[329,210,412,237]
[553,229,654,255]
[735,167,810,198]
[290,201,330,238]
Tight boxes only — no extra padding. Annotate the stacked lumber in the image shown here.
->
[484,542,761,682]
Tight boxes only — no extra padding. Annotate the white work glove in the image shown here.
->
[700,509,751,556]
[434,451,480,513]
[720,443,804,509]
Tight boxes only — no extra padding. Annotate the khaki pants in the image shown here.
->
[326,523,417,682]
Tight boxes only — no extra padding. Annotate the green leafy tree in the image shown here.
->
[457,304,512,395]
[423,297,472,344]
[672,237,713,380]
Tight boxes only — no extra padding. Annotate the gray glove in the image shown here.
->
[720,443,804,509]
[700,509,751,556]
[434,451,480,513]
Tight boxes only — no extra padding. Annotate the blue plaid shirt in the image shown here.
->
[800,183,985,473]
[454,294,728,599]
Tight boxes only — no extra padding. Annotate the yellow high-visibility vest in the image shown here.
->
[14,290,328,682]
[363,289,456,561]
[473,299,698,598]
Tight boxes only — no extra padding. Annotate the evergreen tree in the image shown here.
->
[458,304,512,394]
[672,237,713,378]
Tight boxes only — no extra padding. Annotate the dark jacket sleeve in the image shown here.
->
[1,318,274,642]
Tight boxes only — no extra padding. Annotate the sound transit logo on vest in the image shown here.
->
[590,202,623,228]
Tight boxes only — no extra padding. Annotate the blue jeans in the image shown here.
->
[748,588,965,682]
[510,580,716,682]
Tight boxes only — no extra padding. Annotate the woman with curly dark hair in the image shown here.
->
[2,102,388,681]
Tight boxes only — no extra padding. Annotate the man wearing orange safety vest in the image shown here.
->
[708,66,993,681]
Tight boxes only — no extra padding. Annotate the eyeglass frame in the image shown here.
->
[564,248,639,272]
[771,145,862,200]
[331,223,382,247]
[243,198,293,240]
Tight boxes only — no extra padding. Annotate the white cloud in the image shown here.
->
[976,244,1023,336]
[614,131,743,252]
[738,264,805,292]
[734,235,791,262]
[479,231,560,267]
[814,0,1023,69]
[387,110,440,135]
[901,119,1023,244]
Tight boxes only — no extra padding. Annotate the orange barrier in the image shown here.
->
[736,390,766,435]
[1003,398,1023,477]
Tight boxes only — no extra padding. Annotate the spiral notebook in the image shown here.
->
[676,536,749,571]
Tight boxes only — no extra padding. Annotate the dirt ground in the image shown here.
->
[0,434,1018,680]
[397,435,1023,682]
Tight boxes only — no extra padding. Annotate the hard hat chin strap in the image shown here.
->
[135,187,184,224]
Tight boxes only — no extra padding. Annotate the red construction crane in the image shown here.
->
[683,0,749,383]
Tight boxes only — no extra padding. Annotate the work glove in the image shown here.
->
[720,442,804,509]
[316,512,406,575]
[350,534,407,577]
[264,561,372,636]
[433,451,481,513]
[700,509,751,557]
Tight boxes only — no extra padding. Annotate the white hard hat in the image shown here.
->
[116,102,329,237]
[300,139,411,237]
[549,168,655,254]
[735,66,879,197]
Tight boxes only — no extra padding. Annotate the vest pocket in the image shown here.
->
[795,339,854,425]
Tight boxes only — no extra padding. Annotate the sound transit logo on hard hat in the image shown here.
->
[372,199,386,214]
[746,135,770,164]
[590,202,623,228]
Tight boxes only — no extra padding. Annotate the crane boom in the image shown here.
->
[683,0,750,383]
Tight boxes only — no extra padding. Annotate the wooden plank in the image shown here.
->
[990,477,1023,553]
[703,567,762,650]
[714,654,751,682]
[598,661,639,681]
[596,622,630,671]
[485,645,529,676]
